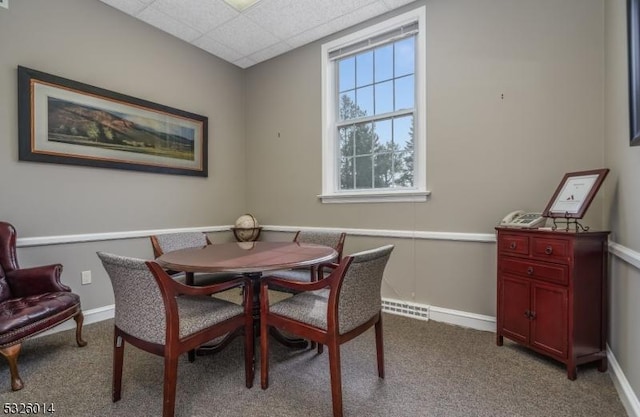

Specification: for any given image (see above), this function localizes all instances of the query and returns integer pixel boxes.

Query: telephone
[500,210,546,228]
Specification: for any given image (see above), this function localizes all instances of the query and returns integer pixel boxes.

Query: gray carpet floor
[0,312,627,417]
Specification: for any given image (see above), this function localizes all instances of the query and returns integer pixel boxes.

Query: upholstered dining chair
[97,252,254,417]
[270,230,346,283]
[150,232,238,286]
[0,221,86,391]
[259,245,394,417]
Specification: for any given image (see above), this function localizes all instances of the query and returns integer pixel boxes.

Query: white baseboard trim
[608,345,640,417]
[428,305,497,332]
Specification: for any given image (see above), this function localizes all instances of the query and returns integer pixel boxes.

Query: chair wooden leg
[112,330,124,402]
[163,355,179,417]
[74,311,88,347]
[260,316,269,389]
[328,342,343,417]
[375,314,385,379]
[0,344,24,391]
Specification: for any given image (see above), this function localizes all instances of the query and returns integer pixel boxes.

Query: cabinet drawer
[499,234,529,256]
[501,258,568,285]
[532,237,569,264]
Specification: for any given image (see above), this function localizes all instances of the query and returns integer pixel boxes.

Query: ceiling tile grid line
[99,0,417,68]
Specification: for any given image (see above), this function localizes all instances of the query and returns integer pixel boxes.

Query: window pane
[339,57,355,92]
[339,91,357,121]
[375,44,393,83]
[355,122,373,156]
[395,36,415,77]
[356,51,373,87]
[374,153,393,188]
[395,150,413,187]
[339,126,354,158]
[340,156,355,190]
[374,119,392,147]
[355,155,373,188]
[394,75,414,111]
[355,85,373,117]
[393,115,413,149]
[374,81,393,115]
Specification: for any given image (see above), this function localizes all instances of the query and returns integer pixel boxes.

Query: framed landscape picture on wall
[17,66,208,177]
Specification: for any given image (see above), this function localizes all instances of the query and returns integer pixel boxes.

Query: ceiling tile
[286,23,335,49]
[328,1,389,34]
[244,0,327,39]
[205,15,280,57]
[193,34,244,63]
[137,6,203,42]
[151,0,239,33]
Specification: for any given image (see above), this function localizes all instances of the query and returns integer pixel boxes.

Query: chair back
[151,232,209,257]
[294,230,346,260]
[334,245,394,334]
[0,222,18,274]
[97,252,167,345]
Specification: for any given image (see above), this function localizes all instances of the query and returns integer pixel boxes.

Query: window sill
[318,190,431,204]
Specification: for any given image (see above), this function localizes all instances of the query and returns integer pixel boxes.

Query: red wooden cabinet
[495,227,609,380]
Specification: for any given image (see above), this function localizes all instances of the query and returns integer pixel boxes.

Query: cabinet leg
[598,357,608,373]
[496,334,503,346]
[567,365,577,381]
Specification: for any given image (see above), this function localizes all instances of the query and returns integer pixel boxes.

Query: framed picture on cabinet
[542,169,609,219]
[18,66,208,177]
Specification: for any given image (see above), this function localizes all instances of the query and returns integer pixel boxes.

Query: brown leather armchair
[0,222,86,391]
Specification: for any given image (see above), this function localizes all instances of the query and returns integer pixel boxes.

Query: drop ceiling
[99,0,416,68]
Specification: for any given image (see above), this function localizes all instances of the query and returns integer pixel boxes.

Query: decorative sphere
[234,214,260,241]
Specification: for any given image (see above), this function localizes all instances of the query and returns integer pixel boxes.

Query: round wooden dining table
[156,241,338,352]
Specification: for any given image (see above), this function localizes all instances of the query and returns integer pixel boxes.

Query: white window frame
[319,6,428,204]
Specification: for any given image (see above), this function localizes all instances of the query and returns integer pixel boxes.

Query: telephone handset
[500,210,546,228]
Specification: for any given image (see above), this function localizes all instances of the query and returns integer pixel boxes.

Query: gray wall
[605,0,640,405]
[0,0,247,308]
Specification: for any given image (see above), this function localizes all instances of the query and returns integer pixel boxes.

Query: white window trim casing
[319,6,428,204]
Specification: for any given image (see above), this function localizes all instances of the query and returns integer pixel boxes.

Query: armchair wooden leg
[375,314,384,379]
[0,344,24,391]
[74,311,88,347]
[112,330,124,402]
[163,355,179,417]
[328,342,343,417]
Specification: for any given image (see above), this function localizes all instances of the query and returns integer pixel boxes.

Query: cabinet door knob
[545,246,553,255]
[524,310,530,318]
[527,266,534,275]
[529,311,536,319]
[509,242,517,249]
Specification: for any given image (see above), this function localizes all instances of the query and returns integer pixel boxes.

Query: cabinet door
[499,274,530,343]
[530,282,568,358]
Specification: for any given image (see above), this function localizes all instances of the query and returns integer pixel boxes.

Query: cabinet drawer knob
[545,246,553,255]
[527,266,534,275]
[509,242,517,249]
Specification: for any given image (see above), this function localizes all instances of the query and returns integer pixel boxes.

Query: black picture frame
[541,169,609,219]
[18,66,208,177]
[629,0,640,146]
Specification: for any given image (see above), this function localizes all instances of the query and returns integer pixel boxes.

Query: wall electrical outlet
[0,0,8,10]
[81,270,92,285]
